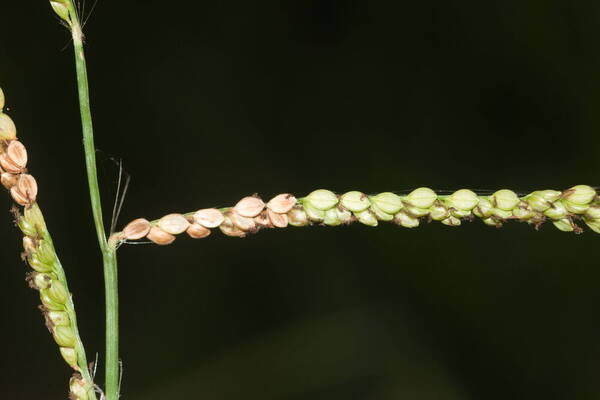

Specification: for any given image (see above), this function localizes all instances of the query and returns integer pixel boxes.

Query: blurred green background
[1,1,599,399]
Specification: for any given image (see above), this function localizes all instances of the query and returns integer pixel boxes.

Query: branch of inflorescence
[111,186,600,247]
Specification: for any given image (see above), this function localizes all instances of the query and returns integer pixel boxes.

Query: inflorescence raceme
[114,185,600,246]
[0,87,96,400]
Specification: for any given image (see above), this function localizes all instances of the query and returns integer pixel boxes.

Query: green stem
[64,3,120,399]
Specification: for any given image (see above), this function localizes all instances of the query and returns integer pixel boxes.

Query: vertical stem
[64,3,120,400]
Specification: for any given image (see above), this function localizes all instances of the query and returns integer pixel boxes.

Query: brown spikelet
[16,174,37,204]
[234,196,265,217]
[229,210,256,231]
[254,210,273,228]
[193,208,224,228]
[5,140,27,170]
[267,193,297,214]
[0,153,21,173]
[186,223,211,239]
[267,209,288,228]
[1,172,18,189]
[157,213,189,235]
[122,218,151,240]
[146,226,176,245]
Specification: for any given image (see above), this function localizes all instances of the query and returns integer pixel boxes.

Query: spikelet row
[116,185,600,246]
[1,88,94,400]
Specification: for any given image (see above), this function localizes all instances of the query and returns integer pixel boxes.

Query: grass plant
[1,1,598,399]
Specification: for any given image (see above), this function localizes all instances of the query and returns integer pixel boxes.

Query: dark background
[1,1,599,399]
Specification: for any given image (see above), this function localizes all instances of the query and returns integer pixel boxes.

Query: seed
[482,217,500,227]
[32,272,52,290]
[1,172,17,189]
[47,310,70,327]
[219,215,246,237]
[11,185,30,206]
[0,153,21,173]
[40,291,64,311]
[371,192,403,214]
[22,236,36,253]
[355,209,378,227]
[429,202,449,221]
[16,174,37,203]
[585,205,600,220]
[394,211,419,228]
[287,207,309,227]
[193,208,224,228]
[584,218,600,234]
[186,223,211,239]
[543,201,568,220]
[305,189,338,211]
[254,210,273,228]
[234,196,265,217]
[340,191,371,212]
[28,253,52,273]
[158,213,189,235]
[303,202,326,222]
[492,208,512,219]
[403,205,430,218]
[473,197,493,218]
[230,211,256,231]
[69,376,89,400]
[267,209,288,228]
[563,185,596,205]
[336,207,354,224]
[446,189,479,211]
[323,208,341,226]
[121,218,151,240]
[0,113,17,140]
[50,0,70,22]
[553,218,574,232]
[370,203,394,221]
[59,347,78,370]
[451,209,472,218]
[491,189,519,211]
[47,280,69,304]
[6,140,27,169]
[146,226,176,245]
[405,187,437,209]
[53,325,76,348]
[513,206,536,220]
[563,199,588,214]
[441,216,461,226]
[267,193,297,214]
